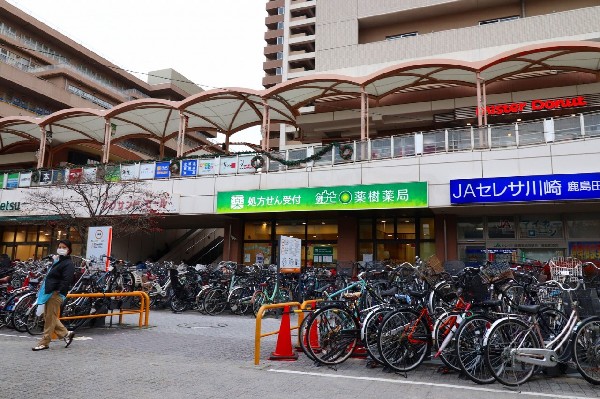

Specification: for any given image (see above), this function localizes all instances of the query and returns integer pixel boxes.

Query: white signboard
[139,163,155,180]
[197,159,217,175]
[120,164,139,180]
[237,155,256,174]
[19,172,32,187]
[83,167,97,182]
[278,235,302,272]
[85,226,113,270]
[219,156,238,175]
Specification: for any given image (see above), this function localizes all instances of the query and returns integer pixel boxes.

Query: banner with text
[451,172,600,204]
[85,226,113,270]
[217,182,428,213]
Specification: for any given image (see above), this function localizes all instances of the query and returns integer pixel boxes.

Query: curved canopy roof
[1,41,600,156]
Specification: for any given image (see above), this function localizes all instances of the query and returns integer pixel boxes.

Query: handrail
[59,291,150,328]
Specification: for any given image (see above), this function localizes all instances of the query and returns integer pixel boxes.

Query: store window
[420,218,434,239]
[275,220,305,239]
[359,219,373,239]
[397,218,416,239]
[518,216,563,239]
[376,218,394,239]
[487,216,516,239]
[307,220,337,240]
[567,215,600,239]
[243,242,273,266]
[307,244,337,267]
[457,218,484,240]
[245,221,272,240]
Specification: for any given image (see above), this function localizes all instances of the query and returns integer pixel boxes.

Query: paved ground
[1,310,599,399]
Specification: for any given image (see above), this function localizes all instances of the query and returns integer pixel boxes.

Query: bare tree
[23,168,166,246]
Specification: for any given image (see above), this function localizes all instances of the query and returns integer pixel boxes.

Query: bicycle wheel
[377,308,430,372]
[429,281,458,318]
[204,288,227,315]
[170,293,189,313]
[11,293,37,333]
[306,305,359,366]
[456,315,495,384]
[298,310,319,362]
[227,286,252,315]
[433,311,461,372]
[484,317,540,386]
[252,290,268,317]
[60,297,93,330]
[572,317,600,385]
[25,305,44,335]
[362,306,392,365]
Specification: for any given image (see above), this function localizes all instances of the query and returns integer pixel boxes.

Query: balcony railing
[2,112,600,187]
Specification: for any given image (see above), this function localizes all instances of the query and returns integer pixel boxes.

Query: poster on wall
[278,235,301,273]
[237,155,255,174]
[219,156,237,174]
[38,170,52,186]
[139,163,155,180]
[68,168,83,184]
[181,159,198,177]
[85,226,113,271]
[155,161,170,179]
[569,242,600,261]
[6,173,19,189]
[120,164,139,180]
[19,172,32,188]
[197,159,217,175]
[83,167,97,182]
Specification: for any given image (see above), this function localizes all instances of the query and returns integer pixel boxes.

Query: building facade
[1,1,600,269]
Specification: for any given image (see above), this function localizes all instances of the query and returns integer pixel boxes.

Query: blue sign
[155,161,170,179]
[181,159,198,177]
[450,172,600,204]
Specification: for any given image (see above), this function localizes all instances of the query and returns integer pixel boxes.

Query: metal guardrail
[254,299,321,365]
[58,291,150,328]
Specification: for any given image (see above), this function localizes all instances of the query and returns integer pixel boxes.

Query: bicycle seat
[473,299,502,308]
[379,286,398,297]
[408,290,428,299]
[518,304,541,314]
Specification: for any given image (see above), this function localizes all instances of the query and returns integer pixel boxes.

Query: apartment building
[0,0,207,170]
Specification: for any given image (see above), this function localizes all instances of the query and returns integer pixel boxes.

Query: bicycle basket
[426,255,444,274]
[480,262,514,284]
[549,257,582,283]
[562,288,600,318]
[461,272,489,302]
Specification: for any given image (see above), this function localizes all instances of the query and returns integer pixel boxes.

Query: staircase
[157,228,224,263]
[186,236,224,265]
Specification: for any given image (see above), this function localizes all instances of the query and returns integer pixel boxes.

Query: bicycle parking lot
[1,310,599,399]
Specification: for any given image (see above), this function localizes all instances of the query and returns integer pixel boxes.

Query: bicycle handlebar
[537,278,581,291]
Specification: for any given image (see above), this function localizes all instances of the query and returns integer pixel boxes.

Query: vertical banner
[86,226,113,271]
[278,235,302,273]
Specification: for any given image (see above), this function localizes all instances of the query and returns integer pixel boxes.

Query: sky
[7,0,267,144]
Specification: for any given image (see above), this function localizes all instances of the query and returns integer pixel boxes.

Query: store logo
[0,201,21,211]
[339,191,352,204]
[476,96,587,116]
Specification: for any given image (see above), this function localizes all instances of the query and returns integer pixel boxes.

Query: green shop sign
[216,182,428,213]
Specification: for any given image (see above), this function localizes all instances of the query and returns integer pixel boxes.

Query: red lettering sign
[477,96,587,116]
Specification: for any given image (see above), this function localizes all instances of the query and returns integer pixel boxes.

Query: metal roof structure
[2,41,600,165]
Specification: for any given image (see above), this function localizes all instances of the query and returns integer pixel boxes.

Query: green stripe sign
[216,182,427,213]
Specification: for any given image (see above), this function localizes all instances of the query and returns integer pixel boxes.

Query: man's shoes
[32,344,49,351]
[64,331,75,348]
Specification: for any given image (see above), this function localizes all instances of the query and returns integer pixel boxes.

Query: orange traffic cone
[269,306,298,361]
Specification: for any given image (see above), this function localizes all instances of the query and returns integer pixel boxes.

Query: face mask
[56,248,69,256]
